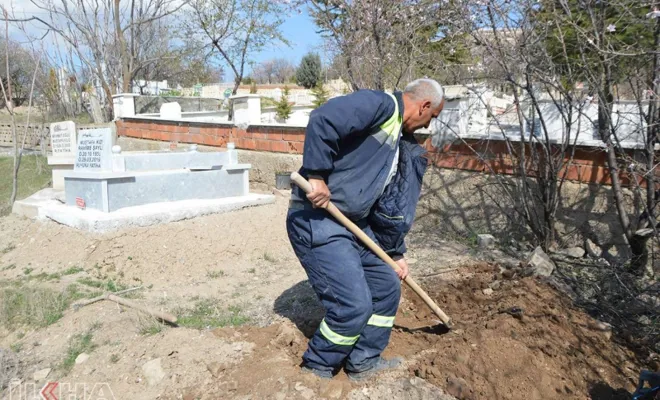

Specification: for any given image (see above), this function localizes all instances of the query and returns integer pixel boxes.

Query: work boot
[301,364,333,380]
[346,357,403,381]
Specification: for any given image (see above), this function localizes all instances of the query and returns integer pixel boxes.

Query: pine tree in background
[296,53,322,89]
[311,82,330,108]
[275,86,292,122]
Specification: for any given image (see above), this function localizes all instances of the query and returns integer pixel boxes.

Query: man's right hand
[307,178,331,208]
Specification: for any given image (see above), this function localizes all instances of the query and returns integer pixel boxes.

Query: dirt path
[0,197,650,399]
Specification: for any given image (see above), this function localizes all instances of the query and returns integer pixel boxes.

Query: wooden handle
[290,172,451,326]
[107,294,178,324]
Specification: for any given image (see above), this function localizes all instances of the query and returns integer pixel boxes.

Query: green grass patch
[10,342,22,353]
[30,272,61,281]
[206,270,225,279]
[60,324,99,373]
[139,322,164,336]
[0,283,85,330]
[22,267,33,275]
[0,155,52,216]
[1,264,16,271]
[62,266,84,276]
[1,244,16,254]
[77,278,127,292]
[176,299,250,330]
[262,252,277,263]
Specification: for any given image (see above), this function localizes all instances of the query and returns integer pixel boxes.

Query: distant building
[132,80,170,95]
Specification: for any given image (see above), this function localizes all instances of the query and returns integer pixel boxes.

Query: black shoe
[346,357,403,381]
[301,365,333,380]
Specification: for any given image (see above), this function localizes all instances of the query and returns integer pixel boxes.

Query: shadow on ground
[588,381,632,400]
[273,280,324,338]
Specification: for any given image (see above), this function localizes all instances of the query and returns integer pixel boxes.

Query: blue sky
[0,0,324,82]
[254,9,324,67]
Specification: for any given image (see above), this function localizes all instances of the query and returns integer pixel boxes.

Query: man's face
[403,98,445,134]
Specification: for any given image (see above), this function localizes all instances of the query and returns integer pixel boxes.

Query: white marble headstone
[74,128,113,171]
[160,102,182,119]
[49,121,77,157]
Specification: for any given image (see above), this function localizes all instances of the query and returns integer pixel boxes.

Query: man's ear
[422,100,432,111]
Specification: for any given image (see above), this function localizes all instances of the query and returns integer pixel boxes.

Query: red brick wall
[116,118,649,187]
[116,119,305,154]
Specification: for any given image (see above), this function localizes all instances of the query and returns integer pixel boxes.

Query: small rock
[590,320,612,340]
[638,316,652,326]
[559,247,585,259]
[477,234,496,249]
[585,239,602,258]
[274,393,287,400]
[502,269,517,279]
[294,382,306,391]
[233,343,243,352]
[526,247,555,277]
[75,353,90,364]
[33,368,51,382]
[407,258,418,265]
[206,362,225,378]
[597,257,610,266]
[446,375,472,399]
[489,280,501,290]
[482,288,494,296]
[142,358,165,386]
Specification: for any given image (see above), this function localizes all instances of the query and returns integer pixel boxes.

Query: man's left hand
[394,258,409,280]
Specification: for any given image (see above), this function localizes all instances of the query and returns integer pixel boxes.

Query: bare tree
[187,0,288,95]
[251,58,296,84]
[0,7,42,208]
[7,0,188,121]
[308,0,441,90]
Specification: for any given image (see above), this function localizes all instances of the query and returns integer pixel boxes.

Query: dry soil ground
[0,195,653,399]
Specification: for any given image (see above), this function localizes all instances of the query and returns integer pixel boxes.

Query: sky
[0,0,325,82]
[255,9,325,67]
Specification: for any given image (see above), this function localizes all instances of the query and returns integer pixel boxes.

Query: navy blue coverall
[286,89,428,374]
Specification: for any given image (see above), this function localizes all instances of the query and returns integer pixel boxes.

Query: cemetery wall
[117,117,655,188]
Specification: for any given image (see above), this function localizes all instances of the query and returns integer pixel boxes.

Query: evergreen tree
[275,86,293,122]
[296,53,322,89]
[311,82,330,108]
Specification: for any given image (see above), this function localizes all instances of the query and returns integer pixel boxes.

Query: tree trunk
[88,92,105,124]
[9,114,20,206]
[601,73,632,242]
[115,0,131,93]
[646,17,660,221]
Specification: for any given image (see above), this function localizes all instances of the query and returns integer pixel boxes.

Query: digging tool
[290,172,451,327]
[72,286,178,324]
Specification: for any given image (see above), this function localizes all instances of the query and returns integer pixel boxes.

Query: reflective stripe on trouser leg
[367,314,395,328]
[319,320,360,346]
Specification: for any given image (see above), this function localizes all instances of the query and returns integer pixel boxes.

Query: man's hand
[394,258,409,280]
[307,178,331,208]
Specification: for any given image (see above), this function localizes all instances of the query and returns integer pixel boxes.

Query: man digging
[286,79,446,380]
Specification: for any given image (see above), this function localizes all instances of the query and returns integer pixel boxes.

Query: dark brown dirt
[390,262,646,400]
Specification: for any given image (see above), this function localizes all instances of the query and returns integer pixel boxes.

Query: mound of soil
[389,263,645,400]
